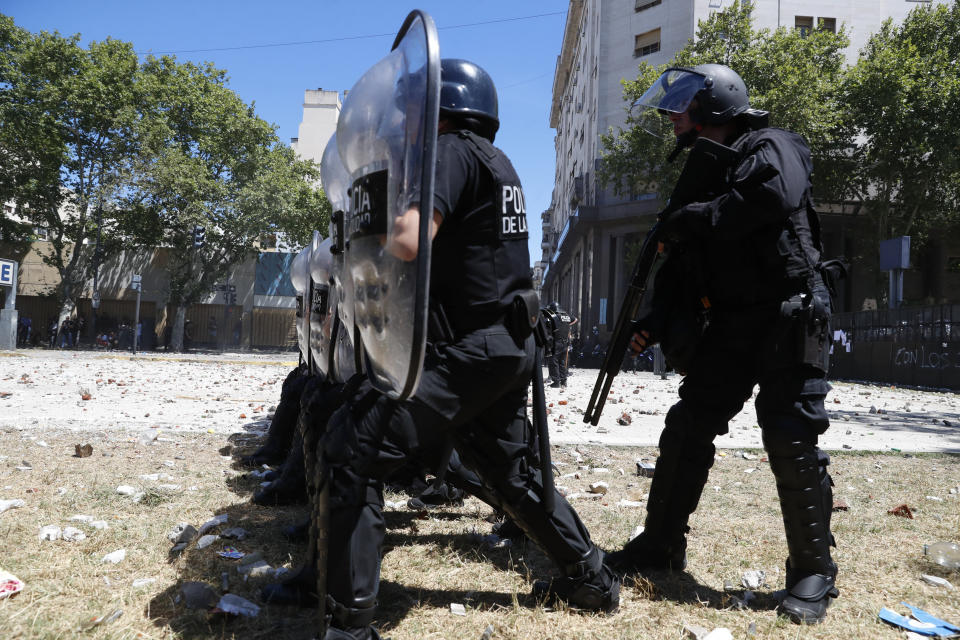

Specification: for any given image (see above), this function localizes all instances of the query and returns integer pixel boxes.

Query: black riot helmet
[548,301,559,312]
[439,58,500,141]
[633,64,767,159]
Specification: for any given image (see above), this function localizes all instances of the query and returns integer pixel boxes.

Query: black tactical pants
[321,326,601,631]
[645,311,836,577]
[547,339,569,385]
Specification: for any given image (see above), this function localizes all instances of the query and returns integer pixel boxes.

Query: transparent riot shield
[337,9,440,400]
[289,243,312,363]
[321,133,355,351]
[308,233,334,377]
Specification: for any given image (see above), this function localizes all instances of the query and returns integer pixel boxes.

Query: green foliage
[0,14,330,343]
[0,15,140,318]
[843,2,960,248]
[598,1,850,205]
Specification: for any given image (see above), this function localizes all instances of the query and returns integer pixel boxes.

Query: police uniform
[612,124,839,620]
[547,307,574,387]
[320,130,617,639]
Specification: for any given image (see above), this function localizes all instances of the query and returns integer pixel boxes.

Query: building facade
[538,0,956,343]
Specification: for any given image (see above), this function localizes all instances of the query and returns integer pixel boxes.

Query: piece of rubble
[921,574,954,589]
[62,527,86,542]
[102,549,126,564]
[116,485,137,496]
[682,624,711,640]
[636,461,656,478]
[196,534,219,550]
[181,581,219,609]
[198,514,228,535]
[0,499,25,514]
[132,578,156,589]
[742,570,766,589]
[38,525,62,541]
[588,481,609,495]
[221,527,248,540]
[215,593,260,617]
[450,603,467,616]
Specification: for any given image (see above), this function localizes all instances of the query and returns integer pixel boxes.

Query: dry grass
[1,425,959,639]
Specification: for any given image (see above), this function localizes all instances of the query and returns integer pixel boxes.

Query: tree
[129,56,327,351]
[843,3,960,301]
[598,1,851,206]
[0,14,140,330]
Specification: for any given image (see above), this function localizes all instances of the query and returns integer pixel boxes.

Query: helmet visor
[630,68,705,137]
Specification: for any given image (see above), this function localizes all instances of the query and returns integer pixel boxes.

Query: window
[634,28,661,57]
[635,0,661,12]
[818,17,836,32]
[33,226,49,241]
[795,16,813,37]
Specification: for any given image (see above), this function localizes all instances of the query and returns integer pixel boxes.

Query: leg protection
[252,428,307,506]
[609,401,715,572]
[324,593,379,640]
[242,366,309,467]
[762,415,839,623]
[644,401,715,545]
[532,546,620,613]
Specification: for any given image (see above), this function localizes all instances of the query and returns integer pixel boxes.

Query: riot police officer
[546,302,576,388]
[320,58,618,640]
[607,64,839,624]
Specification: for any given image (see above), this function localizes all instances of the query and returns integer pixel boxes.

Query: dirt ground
[1,349,959,639]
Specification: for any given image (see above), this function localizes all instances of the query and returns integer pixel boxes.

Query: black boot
[241,367,309,468]
[253,429,307,506]
[260,565,318,607]
[532,547,620,614]
[283,517,310,542]
[324,595,379,640]
[607,403,714,575]
[769,446,839,624]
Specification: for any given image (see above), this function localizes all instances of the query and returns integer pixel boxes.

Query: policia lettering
[500,185,528,238]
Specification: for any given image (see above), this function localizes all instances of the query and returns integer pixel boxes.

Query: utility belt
[428,291,540,347]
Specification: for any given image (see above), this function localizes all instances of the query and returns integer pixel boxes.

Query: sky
[4,0,570,264]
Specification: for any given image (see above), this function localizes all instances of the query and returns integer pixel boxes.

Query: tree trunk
[169,304,187,352]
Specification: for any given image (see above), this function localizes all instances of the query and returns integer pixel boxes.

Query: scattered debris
[218,546,245,560]
[62,526,87,542]
[102,549,126,564]
[0,569,24,600]
[38,525,62,541]
[74,444,93,458]
[116,485,137,496]
[588,481,609,495]
[617,499,644,508]
[832,499,850,512]
[198,513,228,535]
[196,534,219,550]
[132,578,156,589]
[636,460,656,478]
[682,623,710,640]
[0,499,25,514]
[921,574,954,590]
[878,602,959,637]
[742,570,766,590]
[450,602,467,616]
[888,504,914,519]
[180,582,219,609]
[479,624,495,640]
[77,608,122,631]
[214,594,260,617]
[221,527,248,540]
[617,413,632,425]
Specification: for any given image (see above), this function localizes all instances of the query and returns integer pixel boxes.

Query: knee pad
[761,415,818,459]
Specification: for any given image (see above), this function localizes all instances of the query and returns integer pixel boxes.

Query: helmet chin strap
[667,125,702,162]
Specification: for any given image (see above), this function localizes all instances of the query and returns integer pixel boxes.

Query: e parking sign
[0,259,16,287]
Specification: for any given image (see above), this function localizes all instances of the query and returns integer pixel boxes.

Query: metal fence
[830,304,960,390]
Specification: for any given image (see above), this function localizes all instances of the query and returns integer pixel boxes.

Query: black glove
[658,203,712,240]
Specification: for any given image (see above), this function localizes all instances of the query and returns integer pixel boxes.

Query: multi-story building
[290,88,342,166]
[539,0,955,340]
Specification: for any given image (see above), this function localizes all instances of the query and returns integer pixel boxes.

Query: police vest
[436,131,532,313]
